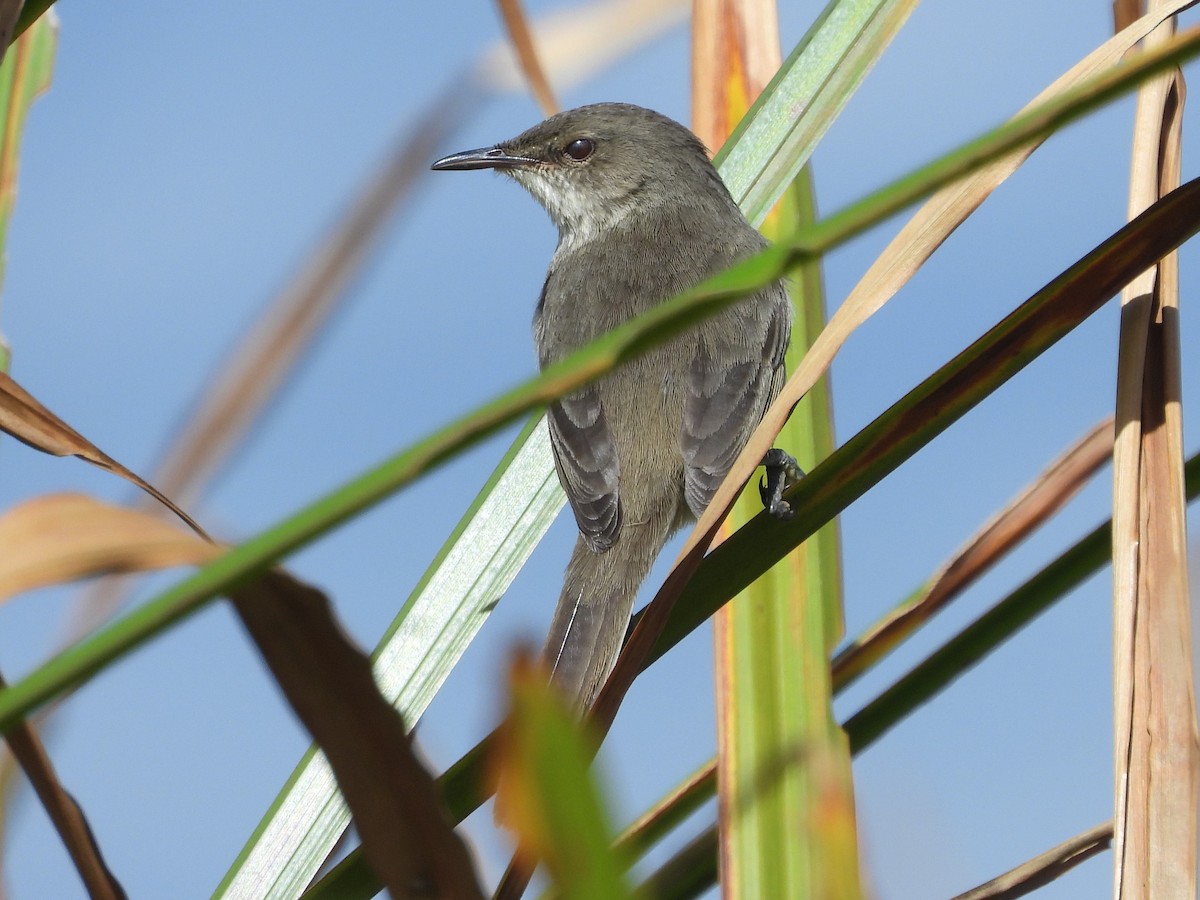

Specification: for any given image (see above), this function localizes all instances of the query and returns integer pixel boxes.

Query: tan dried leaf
[0,493,220,603]
[0,373,207,537]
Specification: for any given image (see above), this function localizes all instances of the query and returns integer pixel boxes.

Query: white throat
[512,167,637,259]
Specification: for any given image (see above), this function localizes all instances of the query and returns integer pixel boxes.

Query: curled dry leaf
[0,493,221,603]
[0,373,208,538]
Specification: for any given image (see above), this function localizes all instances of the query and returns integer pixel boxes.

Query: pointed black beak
[431,146,539,171]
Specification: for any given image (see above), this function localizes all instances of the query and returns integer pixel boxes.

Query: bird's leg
[759,448,804,520]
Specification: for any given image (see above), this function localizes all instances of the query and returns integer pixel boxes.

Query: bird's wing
[547,386,622,552]
[681,290,791,517]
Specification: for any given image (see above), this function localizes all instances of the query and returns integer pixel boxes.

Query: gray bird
[433,103,795,710]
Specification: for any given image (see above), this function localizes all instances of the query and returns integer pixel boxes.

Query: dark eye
[564,138,594,161]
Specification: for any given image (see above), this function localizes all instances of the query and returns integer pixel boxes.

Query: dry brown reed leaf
[0,374,206,537]
[496,0,559,115]
[1111,5,1197,896]
[0,493,221,603]
[1114,0,1144,31]
[951,821,1113,900]
[0,494,211,898]
[835,418,1114,686]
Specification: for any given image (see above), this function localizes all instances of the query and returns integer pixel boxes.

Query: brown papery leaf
[1114,0,1143,32]
[0,494,209,895]
[1111,5,1197,895]
[227,571,485,900]
[0,374,208,539]
[0,493,221,603]
[690,0,781,151]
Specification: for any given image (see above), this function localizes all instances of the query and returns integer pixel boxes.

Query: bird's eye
[563,138,594,161]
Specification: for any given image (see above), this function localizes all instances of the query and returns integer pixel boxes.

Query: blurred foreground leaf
[0,493,220,602]
[229,571,485,900]
[493,654,631,900]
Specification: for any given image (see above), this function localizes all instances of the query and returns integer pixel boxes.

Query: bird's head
[432,103,727,245]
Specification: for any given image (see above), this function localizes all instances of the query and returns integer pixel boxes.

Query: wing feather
[681,290,791,516]
[547,387,621,552]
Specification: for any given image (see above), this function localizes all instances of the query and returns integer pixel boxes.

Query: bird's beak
[431,146,539,171]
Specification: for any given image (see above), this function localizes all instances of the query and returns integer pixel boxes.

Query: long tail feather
[542,521,671,710]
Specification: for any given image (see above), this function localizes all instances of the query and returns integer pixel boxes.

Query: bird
[433,103,795,711]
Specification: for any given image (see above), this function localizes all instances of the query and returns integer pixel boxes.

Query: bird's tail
[543,522,672,711]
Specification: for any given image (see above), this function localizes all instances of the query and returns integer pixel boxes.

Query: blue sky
[0,2,1198,897]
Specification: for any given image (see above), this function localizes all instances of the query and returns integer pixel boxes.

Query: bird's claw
[759,448,803,521]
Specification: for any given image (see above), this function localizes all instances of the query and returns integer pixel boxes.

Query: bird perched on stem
[434,103,796,711]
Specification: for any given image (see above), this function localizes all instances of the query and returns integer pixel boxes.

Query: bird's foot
[759,448,804,520]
